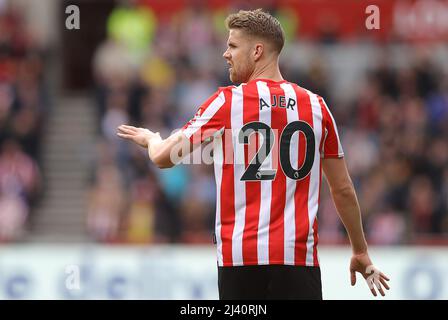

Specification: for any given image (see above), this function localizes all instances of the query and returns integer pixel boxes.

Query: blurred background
[0,0,447,299]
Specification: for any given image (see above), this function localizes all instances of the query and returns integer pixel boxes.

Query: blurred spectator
[0,3,47,242]
[0,139,41,241]
[179,165,215,243]
[106,0,156,66]
[123,176,157,243]
[369,210,406,245]
[87,163,124,242]
[0,191,28,241]
[408,176,437,234]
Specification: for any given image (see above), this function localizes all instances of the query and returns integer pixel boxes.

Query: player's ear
[253,42,264,62]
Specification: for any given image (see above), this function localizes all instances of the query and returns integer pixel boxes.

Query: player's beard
[229,60,254,84]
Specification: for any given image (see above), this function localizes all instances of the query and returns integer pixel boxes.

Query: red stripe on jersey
[220,88,235,266]
[182,89,225,144]
[242,82,261,264]
[269,84,287,264]
[293,85,314,265]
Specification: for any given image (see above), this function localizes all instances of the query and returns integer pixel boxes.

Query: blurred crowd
[88,3,448,245]
[318,53,448,245]
[89,3,222,243]
[0,5,46,242]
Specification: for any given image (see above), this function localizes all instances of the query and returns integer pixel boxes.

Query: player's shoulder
[217,84,238,94]
[211,85,239,104]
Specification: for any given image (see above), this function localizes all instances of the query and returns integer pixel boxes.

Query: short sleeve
[181,88,227,144]
[318,96,344,158]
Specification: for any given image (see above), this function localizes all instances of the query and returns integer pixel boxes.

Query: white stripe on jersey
[305,90,324,266]
[213,134,224,266]
[321,98,344,157]
[255,81,273,265]
[231,85,245,266]
[183,91,226,139]
[280,83,298,265]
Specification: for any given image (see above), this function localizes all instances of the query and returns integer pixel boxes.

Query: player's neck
[247,60,284,83]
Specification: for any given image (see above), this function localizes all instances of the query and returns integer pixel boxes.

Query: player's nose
[223,49,231,60]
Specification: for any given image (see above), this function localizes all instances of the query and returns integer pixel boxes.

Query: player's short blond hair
[225,8,285,54]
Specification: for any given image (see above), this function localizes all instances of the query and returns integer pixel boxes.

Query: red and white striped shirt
[182,79,344,267]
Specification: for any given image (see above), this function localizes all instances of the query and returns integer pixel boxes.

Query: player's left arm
[319,95,390,296]
[117,125,193,169]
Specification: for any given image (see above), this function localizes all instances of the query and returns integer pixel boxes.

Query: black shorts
[218,264,322,300]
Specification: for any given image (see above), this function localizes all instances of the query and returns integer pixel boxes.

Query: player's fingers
[118,126,136,134]
[350,270,356,286]
[380,277,390,290]
[119,125,138,133]
[375,279,385,296]
[380,272,390,281]
[117,126,128,133]
[120,124,137,129]
[117,133,133,139]
[369,284,377,297]
[365,277,377,296]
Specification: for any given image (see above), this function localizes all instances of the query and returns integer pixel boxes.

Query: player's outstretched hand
[350,252,390,297]
[117,125,161,148]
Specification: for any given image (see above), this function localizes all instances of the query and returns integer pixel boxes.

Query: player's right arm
[116,126,193,168]
[117,87,229,168]
[322,157,390,296]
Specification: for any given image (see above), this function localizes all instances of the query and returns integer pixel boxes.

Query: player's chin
[229,71,239,84]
